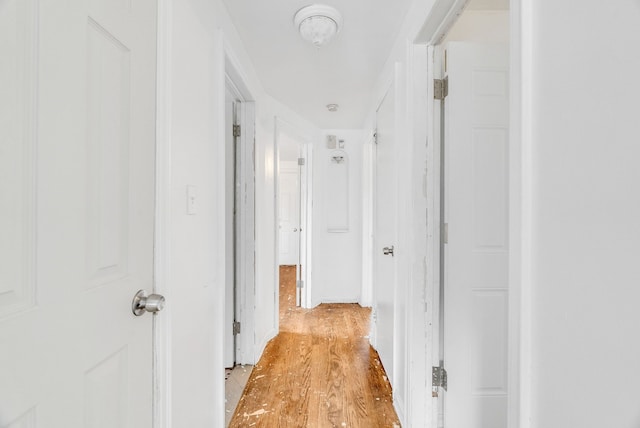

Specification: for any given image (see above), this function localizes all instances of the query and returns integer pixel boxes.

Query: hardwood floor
[229,265,400,428]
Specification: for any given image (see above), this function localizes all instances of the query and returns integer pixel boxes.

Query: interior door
[224,87,238,368]
[278,170,300,266]
[374,83,397,384]
[442,42,509,427]
[0,0,157,425]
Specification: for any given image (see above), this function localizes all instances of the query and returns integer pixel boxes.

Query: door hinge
[434,77,449,100]
[233,124,241,137]
[442,223,448,244]
[298,157,305,166]
[296,280,304,288]
[233,321,241,335]
[432,365,448,391]
[373,130,378,145]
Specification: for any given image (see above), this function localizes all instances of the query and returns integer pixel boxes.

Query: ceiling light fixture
[294,4,343,48]
[326,103,339,112]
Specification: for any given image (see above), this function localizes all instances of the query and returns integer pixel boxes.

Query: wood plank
[229,266,400,427]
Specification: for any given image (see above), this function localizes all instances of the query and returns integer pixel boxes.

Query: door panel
[443,42,509,428]
[374,83,397,384]
[0,0,157,425]
[278,170,300,266]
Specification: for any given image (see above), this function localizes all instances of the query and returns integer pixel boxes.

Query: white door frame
[222,39,257,367]
[415,1,532,427]
[274,117,314,310]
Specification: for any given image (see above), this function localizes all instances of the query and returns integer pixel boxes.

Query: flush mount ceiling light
[294,4,343,48]
[326,103,339,112]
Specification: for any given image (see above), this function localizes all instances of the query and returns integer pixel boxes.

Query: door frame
[416,1,532,427]
[274,117,314,310]
[222,39,257,366]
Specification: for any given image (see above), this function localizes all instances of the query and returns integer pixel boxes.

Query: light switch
[187,185,197,215]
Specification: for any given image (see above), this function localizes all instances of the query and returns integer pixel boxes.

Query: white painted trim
[405,41,430,428]
[428,43,445,428]
[415,0,471,45]
[222,34,258,366]
[424,44,438,428]
[391,60,407,424]
[300,142,314,309]
[419,2,527,427]
[153,0,172,426]
[509,1,533,427]
[360,132,374,309]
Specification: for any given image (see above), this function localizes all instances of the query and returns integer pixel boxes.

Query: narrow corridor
[228,266,400,427]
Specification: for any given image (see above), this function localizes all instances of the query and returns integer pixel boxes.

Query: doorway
[428,2,511,427]
[275,119,312,313]
[224,83,240,369]
[222,66,257,370]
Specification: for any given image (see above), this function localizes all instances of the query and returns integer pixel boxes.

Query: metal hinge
[296,280,304,288]
[298,157,305,166]
[233,321,241,335]
[373,130,378,145]
[434,77,448,100]
[233,124,241,137]
[432,365,448,391]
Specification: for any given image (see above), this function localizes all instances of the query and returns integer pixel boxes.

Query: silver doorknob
[132,290,166,316]
[294,228,298,232]
[383,246,394,256]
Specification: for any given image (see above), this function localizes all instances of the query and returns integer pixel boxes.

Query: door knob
[294,228,298,232]
[132,290,166,316]
[383,246,394,256]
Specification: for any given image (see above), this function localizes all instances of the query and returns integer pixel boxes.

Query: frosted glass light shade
[294,5,343,48]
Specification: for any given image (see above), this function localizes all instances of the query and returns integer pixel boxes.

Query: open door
[436,42,510,427]
[0,0,159,425]
[277,124,312,309]
[373,81,397,384]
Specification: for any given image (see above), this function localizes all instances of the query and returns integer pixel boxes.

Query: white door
[442,42,509,427]
[374,83,397,383]
[0,0,157,425]
[278,170,300,266]
[224,88,238,368]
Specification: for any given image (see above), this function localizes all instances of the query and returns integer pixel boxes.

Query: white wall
[311,130,364,305]
[167,0,318,426]
[529,1,640,427]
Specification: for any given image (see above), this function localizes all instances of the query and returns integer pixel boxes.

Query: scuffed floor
[228,265,401,427]
[225,364,254,426]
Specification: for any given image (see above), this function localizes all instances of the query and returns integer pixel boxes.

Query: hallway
[228,266,400,427]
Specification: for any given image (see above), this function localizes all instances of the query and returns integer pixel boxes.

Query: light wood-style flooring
[229,265,400,427]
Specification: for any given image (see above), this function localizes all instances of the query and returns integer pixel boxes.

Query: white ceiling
[222,0,414,129]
